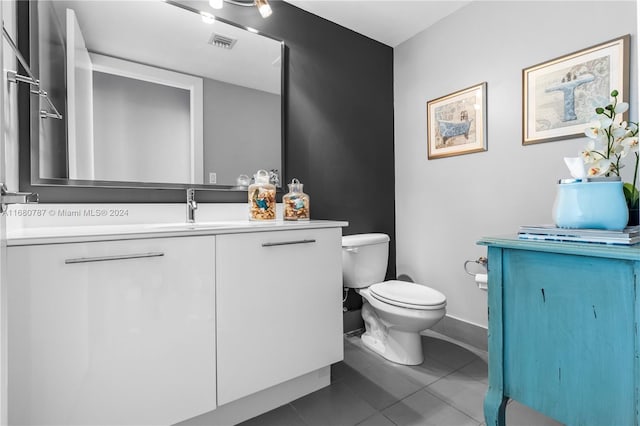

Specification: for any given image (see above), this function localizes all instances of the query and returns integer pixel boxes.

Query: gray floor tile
[291,380,377,426]
[343,337,384,370]
[382,389,480,426]
[244,335,492,426]
[237,403,306,426]
[331,360,352,382]
[356,413,396,426]
[425,371,488,423]
[333,360,423,410]
[395,354,456,388]
[506,400,564,426]
[421,336,480,370]
[457,358,488,385]
[344,336,409,372]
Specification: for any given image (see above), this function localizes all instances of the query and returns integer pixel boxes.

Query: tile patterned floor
[239,332,564,426]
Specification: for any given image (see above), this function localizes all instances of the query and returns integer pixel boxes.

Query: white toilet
[342,233,446,365]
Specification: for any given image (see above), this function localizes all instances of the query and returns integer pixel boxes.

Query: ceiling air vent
[208,33,238,50]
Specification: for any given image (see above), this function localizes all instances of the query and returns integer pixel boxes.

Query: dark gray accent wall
[19,1,396,279]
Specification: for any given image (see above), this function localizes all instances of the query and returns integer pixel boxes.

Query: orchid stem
[633,152,639,194]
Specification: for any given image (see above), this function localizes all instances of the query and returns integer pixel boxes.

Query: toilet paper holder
[464,256,488,275]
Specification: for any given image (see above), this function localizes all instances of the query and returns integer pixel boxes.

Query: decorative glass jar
[283,178,310,221]
[248,170,276,221]
[552,178,629,230]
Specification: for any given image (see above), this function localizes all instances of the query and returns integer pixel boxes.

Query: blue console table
[478,236,640,425]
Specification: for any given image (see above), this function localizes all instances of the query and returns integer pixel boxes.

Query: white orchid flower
[614,102,629,114]
[599,116,613,128]
[613,142,626,157]
[584,119,607,139]
[612,125,627,139]
[584,125,600,139]
[586,159,614,176]
[622,136,639,151]
[580,140,600,163]
[576,91,637,181]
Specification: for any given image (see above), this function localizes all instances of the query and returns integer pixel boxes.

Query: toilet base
[361,328,424,366]
[360,301,424,365]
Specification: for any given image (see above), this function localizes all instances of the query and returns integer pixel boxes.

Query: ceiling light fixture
[219,0,273,18]
[200,11,216,24]
[254,0,272,18]
[209,0,223,9]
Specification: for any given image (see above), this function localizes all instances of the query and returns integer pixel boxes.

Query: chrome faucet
[186,188,197,223]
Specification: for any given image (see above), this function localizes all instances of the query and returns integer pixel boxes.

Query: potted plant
[582,90,639,226]
[554,90,638,230]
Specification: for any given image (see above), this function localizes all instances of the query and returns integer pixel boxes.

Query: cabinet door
[502,249,635,425]
[216,228,343,405]
[8,237,216,426]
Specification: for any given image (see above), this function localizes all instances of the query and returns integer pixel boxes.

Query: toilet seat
[369,280,446,310]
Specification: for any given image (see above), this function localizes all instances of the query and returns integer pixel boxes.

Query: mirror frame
[18,0,287,203]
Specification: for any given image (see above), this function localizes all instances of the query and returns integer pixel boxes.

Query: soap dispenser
[283,178,310,221]
[248,169,276,221]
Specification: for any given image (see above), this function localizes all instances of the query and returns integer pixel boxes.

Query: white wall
[394,1,638,328]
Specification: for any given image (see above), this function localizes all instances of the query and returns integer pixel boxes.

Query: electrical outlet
[209,172,217,184]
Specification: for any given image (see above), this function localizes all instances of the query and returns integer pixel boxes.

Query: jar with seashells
[283,178,310,221]
[248,170,276,221]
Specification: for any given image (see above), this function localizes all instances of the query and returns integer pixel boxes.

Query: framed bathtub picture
[426,82,487,159]
[522,35,629,145]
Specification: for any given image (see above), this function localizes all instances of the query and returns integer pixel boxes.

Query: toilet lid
[369,280,446,310]
[342,233,390,248]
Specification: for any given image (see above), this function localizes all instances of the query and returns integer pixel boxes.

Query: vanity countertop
[7,220,349,246]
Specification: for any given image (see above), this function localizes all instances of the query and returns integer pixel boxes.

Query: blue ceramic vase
[553,180,629,230]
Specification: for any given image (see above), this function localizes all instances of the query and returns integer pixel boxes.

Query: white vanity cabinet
[215,228,343,405]
[7,236,216,426]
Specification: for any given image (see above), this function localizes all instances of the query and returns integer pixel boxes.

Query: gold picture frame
[522,35,630,145]
[427,82,487,159]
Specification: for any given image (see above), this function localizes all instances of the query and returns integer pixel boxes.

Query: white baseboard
[428,314,488,352]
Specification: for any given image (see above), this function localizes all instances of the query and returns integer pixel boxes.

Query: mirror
[32,0,284,189]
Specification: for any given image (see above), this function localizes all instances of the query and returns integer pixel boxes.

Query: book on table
[518,224,640,245]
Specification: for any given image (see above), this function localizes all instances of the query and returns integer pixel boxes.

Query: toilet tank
[342,233,390,288]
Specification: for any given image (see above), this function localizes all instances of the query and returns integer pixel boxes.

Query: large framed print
[427,82,487,159]
[522,35,629,145]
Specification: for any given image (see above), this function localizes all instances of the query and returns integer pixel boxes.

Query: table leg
[484,388,507,426]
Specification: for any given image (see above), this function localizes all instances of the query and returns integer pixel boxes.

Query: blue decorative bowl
[553,180,629,230]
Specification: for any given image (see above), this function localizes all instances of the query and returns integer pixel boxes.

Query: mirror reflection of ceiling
[51,0,281,95]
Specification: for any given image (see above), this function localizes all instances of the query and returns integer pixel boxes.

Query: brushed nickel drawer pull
[65,252,165,264]
[262,239,316,247]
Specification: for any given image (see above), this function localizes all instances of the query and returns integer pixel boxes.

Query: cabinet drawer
[216,228,343,405]
[8,236,216,425]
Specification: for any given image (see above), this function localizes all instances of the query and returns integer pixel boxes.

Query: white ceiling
[282,0,472,47]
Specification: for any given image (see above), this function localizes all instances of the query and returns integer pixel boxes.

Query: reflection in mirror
[33,0,284,188]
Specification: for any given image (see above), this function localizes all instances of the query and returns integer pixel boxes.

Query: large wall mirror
[28,0,284,191]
